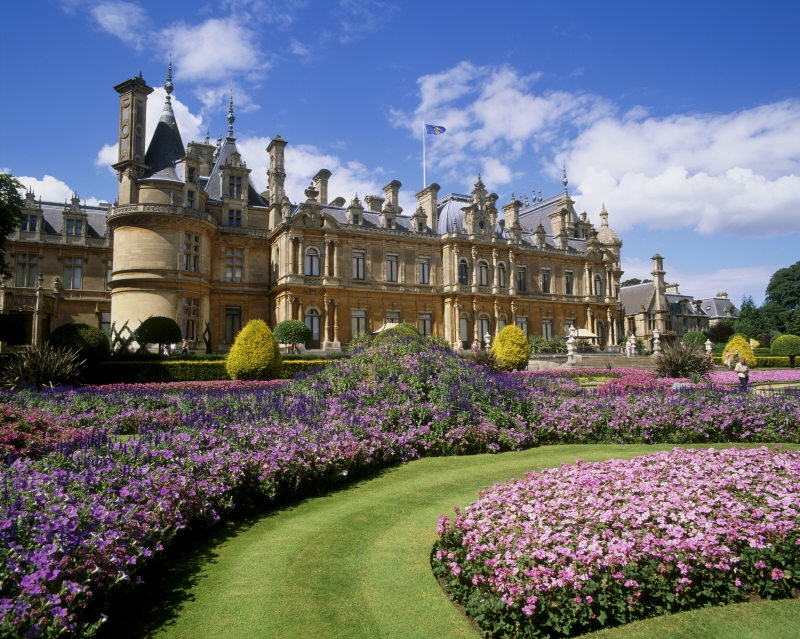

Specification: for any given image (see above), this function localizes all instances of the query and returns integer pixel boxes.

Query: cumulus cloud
[15,174,104,207]
[568,102,800,237]
[90,1,148,48]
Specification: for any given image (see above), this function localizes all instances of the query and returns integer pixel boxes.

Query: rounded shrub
[771,333,800,367]
[491,325,530,371]
[46,322,110,363]
[373,322,420,345]
[135,316,182,348]
[225,319,282,380]
[724,334,757,367]
[273,319,311,347]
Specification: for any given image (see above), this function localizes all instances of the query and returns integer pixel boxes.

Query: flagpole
[422,122,427,189]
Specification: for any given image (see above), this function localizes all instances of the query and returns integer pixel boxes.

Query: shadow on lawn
[94,467,393,638]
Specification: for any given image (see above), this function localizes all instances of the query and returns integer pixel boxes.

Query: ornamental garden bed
[1,341,800,638]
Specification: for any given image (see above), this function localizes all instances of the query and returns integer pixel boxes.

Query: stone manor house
[2,68,630,352]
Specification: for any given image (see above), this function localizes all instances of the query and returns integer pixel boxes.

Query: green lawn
[102,444,800,639]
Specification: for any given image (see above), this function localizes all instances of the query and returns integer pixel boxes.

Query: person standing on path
[734,357,749,392]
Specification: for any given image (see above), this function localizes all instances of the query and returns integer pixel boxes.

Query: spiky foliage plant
[225,319,282,380]
[654,341,714,380]
[527,335,548,354]
[1,345,86,390]
[491,325,531,371]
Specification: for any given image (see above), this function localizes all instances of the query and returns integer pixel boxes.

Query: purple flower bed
[433,446,800,638]
[1,343,799,637]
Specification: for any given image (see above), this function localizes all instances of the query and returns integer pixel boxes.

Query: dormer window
[187,167,196,183]
[20,214,38,232]
[228,176,242,198]
[66,219,83,236]
[352,214,360,225]
[228,209,241,227]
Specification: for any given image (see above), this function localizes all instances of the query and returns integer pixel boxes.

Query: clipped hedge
[756,356,792,369]
[281,359,329,378]
[88,360,229,384]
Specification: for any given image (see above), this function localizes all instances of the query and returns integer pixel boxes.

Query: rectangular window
[225,248,243,282]
[541,269,551,294]
[418,312,432,336]
[66,219,83,236]
[517,267,526,292]
[15,253,37,288]
[227,209,241,227]
[183,233,200,272]
[187,167,196,183]
[20,215,37,232]
[228,176,242,198]
[101,312,111,337]
[351,309,367,337]
[187,190,194,209]
[542,319,552,340]
[352,251,365,280]
[498,265,506,288]
[458,260,469,285]
[386,254,398,282]
[418,258,430,285]
[565,271,574,295]
[385,310,401,324]
[225,305,241,344]
[182,297,199,341]
[63,257,83,289]
[518,316,529,337]
[478,262,490,286]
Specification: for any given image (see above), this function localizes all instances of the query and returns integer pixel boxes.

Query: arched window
[478,315,491,344]
[305,308,321,341]
[458,259,469,285]
[304,247,320,277]
[477,260,490,286]
[594,274,603,297]
[497,263,507,288]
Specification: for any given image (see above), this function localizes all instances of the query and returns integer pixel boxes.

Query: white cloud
[15,174,104,207]
[162,18,269,84]
[90,1,148,48]
[568,102,800,237]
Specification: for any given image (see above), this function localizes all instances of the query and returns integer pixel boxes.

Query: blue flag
[425,124,446,135]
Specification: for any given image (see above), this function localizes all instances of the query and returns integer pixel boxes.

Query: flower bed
[1,345,800,637]
[433,446,800,638]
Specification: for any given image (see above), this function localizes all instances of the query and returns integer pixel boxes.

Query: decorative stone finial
[227,91,235,138]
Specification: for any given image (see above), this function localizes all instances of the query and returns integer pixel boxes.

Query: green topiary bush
[724,334,757,367]
[273,319,311,350]
[225,319,282,380]
[47,322,110,364]
[771,333,800,367]
[135,316,182,352]
[491,325,531,371]
[373,322,420,345]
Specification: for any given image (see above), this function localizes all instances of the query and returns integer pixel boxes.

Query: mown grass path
[112,444,800,639]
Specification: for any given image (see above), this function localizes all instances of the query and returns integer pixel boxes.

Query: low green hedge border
[714,355,792,368]
[85,358,331,384]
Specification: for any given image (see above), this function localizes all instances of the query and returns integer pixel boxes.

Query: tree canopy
[766,260,800,313]
[0,174,24,278]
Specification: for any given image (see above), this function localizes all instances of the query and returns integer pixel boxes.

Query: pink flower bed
[434,446,800,637]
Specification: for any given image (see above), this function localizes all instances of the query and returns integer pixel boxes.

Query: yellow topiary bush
[225,319,283,380]
[724,334,757,367]
[491,325,531,371]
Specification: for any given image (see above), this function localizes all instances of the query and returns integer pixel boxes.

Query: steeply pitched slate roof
[35,201,109,238]
[700,297,739,319]
[619,282,656,314]
[142,105,185,182]
[518,193,576,235]
[204,137,268,208]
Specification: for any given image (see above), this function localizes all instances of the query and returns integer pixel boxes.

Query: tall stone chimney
[313,169,332,205]
[415,183,440,232]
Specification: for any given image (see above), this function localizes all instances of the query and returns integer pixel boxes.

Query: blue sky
[3,0,800,306]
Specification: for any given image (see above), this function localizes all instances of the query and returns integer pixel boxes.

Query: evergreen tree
[0,174,24,278]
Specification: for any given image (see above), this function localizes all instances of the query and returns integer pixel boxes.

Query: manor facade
[2,69,625,352]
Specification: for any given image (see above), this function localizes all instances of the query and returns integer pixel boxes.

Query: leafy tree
[733,296,765,339]
[771,334,800,368]
[706,319,735,344]
[273,319,311,351]
[682,331,707,349]
[226,319,282,380]
[135,316,182,353]
[760,300,790,334]
[0,174,24,278]
[765,260,800,313]
[788,310,800,337]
